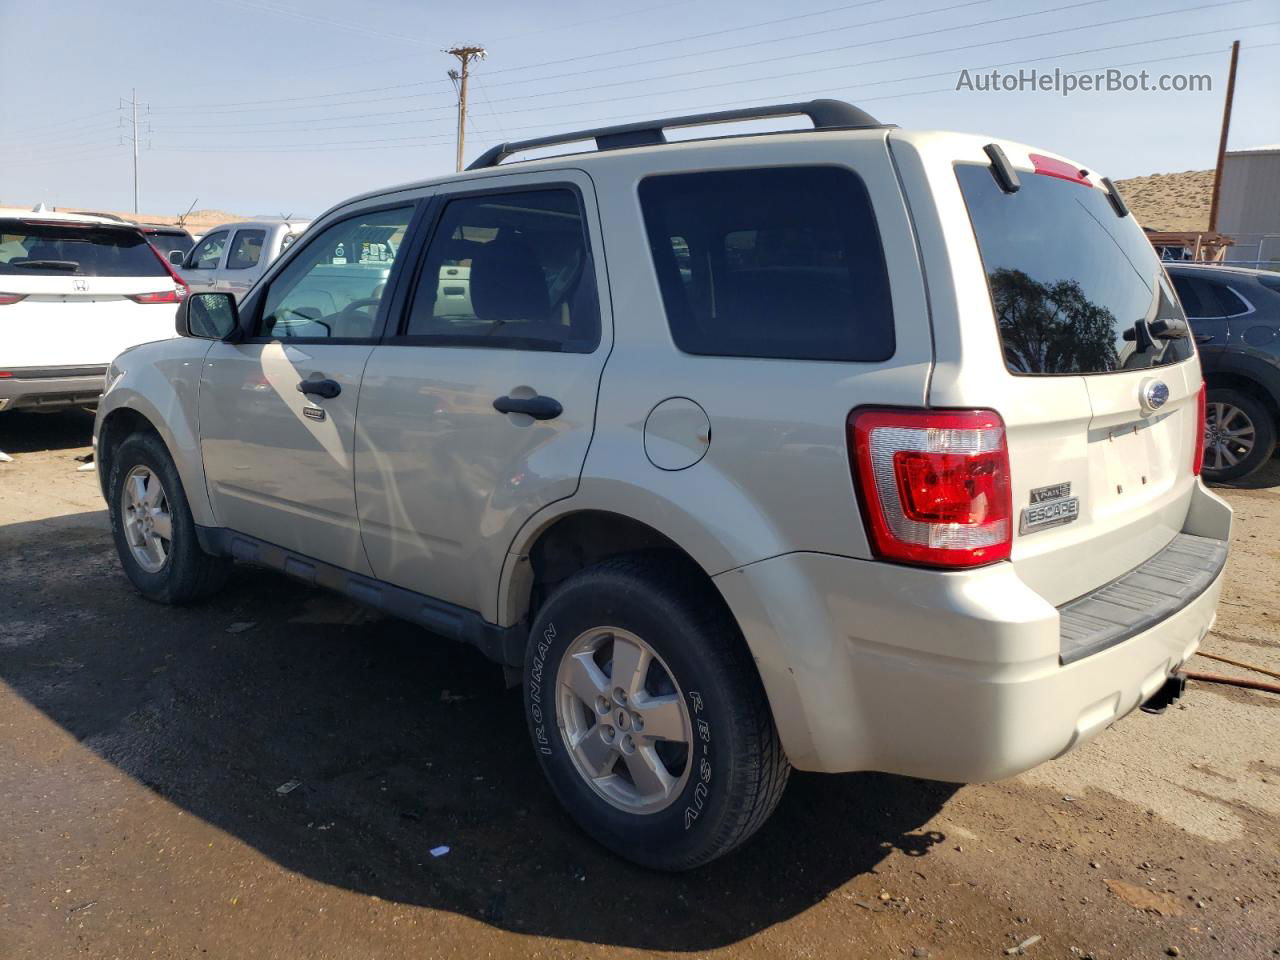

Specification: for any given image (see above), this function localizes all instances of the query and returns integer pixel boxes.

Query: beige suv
[93,101,1232,870]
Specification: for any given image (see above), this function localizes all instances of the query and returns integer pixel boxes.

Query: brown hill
[1112,169,1214,232]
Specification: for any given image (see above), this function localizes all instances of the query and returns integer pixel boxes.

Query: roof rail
[467,99,883,170]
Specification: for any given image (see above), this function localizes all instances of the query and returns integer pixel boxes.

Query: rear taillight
[147,242,188,301]
[1192,382,1207,476]
[128,289,182,304]
[0,293,27,305]
[848,408,1012,569]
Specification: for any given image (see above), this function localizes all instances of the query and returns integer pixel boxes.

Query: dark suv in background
[1168,263,1280,482]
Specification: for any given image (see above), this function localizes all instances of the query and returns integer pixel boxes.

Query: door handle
[297,378,341,399]
[493,394,562,420]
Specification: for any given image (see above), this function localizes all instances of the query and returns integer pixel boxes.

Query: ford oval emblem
[1142,379,1170,412]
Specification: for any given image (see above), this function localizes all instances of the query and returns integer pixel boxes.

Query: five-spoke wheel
[557,627,692,813]
[121,464,173,573]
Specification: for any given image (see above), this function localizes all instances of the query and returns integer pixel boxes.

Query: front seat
[468,234,549,334]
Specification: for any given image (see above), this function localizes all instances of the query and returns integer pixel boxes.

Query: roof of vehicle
[205,219,311,234]
[0,206,140,228]
[136,223,192,235]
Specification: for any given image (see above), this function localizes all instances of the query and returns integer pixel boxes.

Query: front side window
[957,163,1193,375]
[402,188,600,352]
[0,220,167,277]
[638,167,895,362]
[257,206,412,341]
[226,229,266,270]
[187,231,228,270]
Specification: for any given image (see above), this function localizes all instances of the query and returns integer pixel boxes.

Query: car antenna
[177,197,198,229]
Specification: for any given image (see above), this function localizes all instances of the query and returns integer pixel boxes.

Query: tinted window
[258,206,412,340]
[0,220,166,277]
[957,163,1192,375]
[226,229,267,270]
[1171,275,1222,319]
[1213,284,1251,317]
[638,167,894,362]
[146,232,192,257]
[403,189,599,352]
[187,231,228,270]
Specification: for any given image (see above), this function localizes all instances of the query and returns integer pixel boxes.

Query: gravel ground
[2,410,1278,960]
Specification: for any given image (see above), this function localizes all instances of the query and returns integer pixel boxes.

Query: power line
[143,16,1277,146]
[146,40,1277,155]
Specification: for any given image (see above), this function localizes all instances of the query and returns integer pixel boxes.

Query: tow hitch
[1140,672,1187,715]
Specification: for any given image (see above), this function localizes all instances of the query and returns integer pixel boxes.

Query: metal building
[1217,145,1280,269]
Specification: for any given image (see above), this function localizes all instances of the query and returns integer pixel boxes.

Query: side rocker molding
[196,526,527,666]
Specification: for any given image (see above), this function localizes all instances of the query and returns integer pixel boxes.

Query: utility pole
[446,45,485,172]
[1208,40,1240,234]
[120,88,149,214]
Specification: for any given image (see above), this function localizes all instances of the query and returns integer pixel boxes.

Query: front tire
[1202,388,1276,483]
[524,554,789,870]
[107,432,230,604]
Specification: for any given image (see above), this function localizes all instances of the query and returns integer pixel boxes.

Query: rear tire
[107,432,230,603]
[1202,388,1275,483]
[523,554,789,870]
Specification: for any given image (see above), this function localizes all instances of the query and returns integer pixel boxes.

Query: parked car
[137,224,195,265]
[1166,262,1280,482]
[93,100,1231,870]
[180,218,311,299]
[0,207,187,413]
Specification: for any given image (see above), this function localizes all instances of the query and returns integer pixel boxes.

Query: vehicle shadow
[0,408,95,454]
[1211,450,1280,491]
[0,512,956,952]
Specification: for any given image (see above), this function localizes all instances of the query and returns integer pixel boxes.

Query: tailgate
[896,132,1204,605]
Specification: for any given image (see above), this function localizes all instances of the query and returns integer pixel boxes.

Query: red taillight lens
[849,408,1012,568]
[1192,382,1207,476]
[128,289,181,304]
[0,293,27,305]
[147,242,188,301]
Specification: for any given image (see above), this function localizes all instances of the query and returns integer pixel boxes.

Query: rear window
[0,220,167,277]
[639,167,894,362]
[956,164,1192,375]
[146,232,193,257]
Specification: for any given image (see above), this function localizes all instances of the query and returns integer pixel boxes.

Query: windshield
[956,163,1192,376]
[0,219,168,277]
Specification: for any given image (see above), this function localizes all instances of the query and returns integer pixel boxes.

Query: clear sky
[2,0,1277,218]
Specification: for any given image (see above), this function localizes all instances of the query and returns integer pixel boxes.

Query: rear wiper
[13,259,79,271]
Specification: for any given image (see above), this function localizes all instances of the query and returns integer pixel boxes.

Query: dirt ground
[1,410,1277,960]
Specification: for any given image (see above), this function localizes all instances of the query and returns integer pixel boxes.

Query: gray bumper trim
[1058,532,1228,665]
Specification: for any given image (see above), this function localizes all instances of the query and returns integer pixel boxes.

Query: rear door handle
[493,394,562,420]
[297,378,341,399]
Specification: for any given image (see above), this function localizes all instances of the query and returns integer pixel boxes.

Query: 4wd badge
[1020,481,1080,534]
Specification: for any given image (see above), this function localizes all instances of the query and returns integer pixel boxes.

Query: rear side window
[0,220,166,277]
[1170,275,1222,319]
[956,163,1192,375]
[226,229,266,270]
[146,232,192,257]
[402,188,600,353]
[638,167,894,362]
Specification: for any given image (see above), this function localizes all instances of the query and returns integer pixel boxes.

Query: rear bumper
[0,366,107,411]
[714,480,1233,781]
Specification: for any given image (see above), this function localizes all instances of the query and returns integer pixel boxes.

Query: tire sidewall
[524,571,742,869]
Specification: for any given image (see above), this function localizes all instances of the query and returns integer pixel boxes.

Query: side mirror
[168,249,186,266]
[177,292,241,341]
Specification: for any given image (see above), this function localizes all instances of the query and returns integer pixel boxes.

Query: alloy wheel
[1204,401,1256,472]
[121,464,172,573]
[555,626,693,814]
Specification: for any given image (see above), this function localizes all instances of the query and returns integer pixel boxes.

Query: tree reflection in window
[989,268,1120,375]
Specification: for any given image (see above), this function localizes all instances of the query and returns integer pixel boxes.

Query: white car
[0,208,186,413]
[93,100,1232,870]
